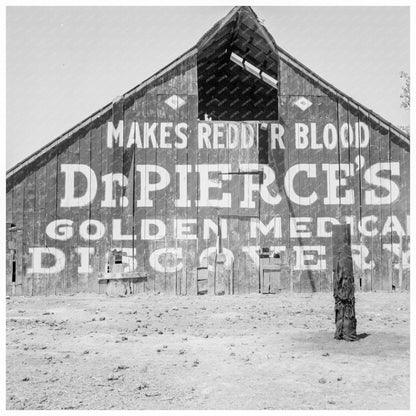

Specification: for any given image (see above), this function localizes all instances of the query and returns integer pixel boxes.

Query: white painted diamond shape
[164,95,186,110]
[294,97,312,111]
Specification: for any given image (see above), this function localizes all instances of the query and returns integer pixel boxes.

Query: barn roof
[6,6,409,180]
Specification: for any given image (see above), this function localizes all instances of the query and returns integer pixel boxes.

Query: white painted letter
[28,247,65,274]
[364,162,400,205]
[271,123,285,149]
[284,164,317,206]
[46,219,74,241]
[322,163,354,205]
[250,218,282,238]
[196,164,231,208]
[293,245,326,270]
[141,219,166,240]
[240,164,281,208]
[107,121,124,148]
[101,173,129,208]
[77,247,94,273]
[295,123,309,149]
[149,247,183,273]
[79,220,106,241]
[61,164,97,207]
[136,165,170,207]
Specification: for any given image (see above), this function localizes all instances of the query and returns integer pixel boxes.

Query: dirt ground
[6,291,409,410]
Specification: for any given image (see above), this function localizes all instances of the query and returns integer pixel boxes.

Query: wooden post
[332,224,358,341]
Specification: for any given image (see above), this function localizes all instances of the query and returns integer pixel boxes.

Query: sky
[6,5,410,170]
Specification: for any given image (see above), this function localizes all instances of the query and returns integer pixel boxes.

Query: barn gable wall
[6,7,409,296]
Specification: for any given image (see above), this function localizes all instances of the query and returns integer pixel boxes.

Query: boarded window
[114,252,123,264]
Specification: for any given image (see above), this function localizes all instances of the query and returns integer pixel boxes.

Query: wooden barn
[6,6,410,296]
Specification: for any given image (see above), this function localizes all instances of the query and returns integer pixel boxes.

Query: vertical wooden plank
[260,121,283,292]
[226,123,241,294]
[6,188,13,223]
[21,177,29,296]
[33,164,46,295]
[271,103,290,291]
[357,110,373,291]
[212,122,225,295]
[38,165,48,296]
[174,57,194,295]
[367,117,382,291]
[12,181,24,295]
[216,122,232,293]
[236,125,247,294]
[389,131,409,290]
[239,121,260,294]
[54,139,80,294]
[22,169,36,296]
[285,96,301,293]
[152,88,167,294]
[353,107,367,291]
[160,63,182,295]
[248,123,264,295]
[299,96,329,293]
[399,142,410,289]
[174,59,187,295]
[383,129,395,290]
[44,154,58,295]
[122,99,139,292]
[275,60,291,291]
[318,95,341,293]
[343,102,364,291]
[6,188,14,295]
[68,138,80,293]
[100,113,113,292]
[182,53,199,296]
[78,126,92,292]
[235,128,247,295]
[377,123,393,291]
[277,95,294,291]
[143,86,158,292]
[107,99,124,283]
[196,121,213,295]
[89,117,104,293]
[278,58,289,96]
[55,149,69,294]
[308,96,322,292]
[185,88,199,296]
[133,91,147,292]
[294,93,309,294]
[337,100,357,291]
[206,135,218,296]
[157,91,177,295]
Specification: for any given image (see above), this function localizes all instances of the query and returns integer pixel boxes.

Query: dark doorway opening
[12,251,16,283]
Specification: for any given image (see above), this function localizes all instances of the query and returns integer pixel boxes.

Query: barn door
[259,249,282,294]
[216,121,263,294]
[226,216,254,294]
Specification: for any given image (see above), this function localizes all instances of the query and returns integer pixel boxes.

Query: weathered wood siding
[276,57,409,292]
[6,49,409,296]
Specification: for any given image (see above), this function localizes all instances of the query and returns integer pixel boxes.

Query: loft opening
[197,10,279,121]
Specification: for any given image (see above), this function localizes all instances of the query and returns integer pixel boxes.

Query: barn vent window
[198,40,279,121]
